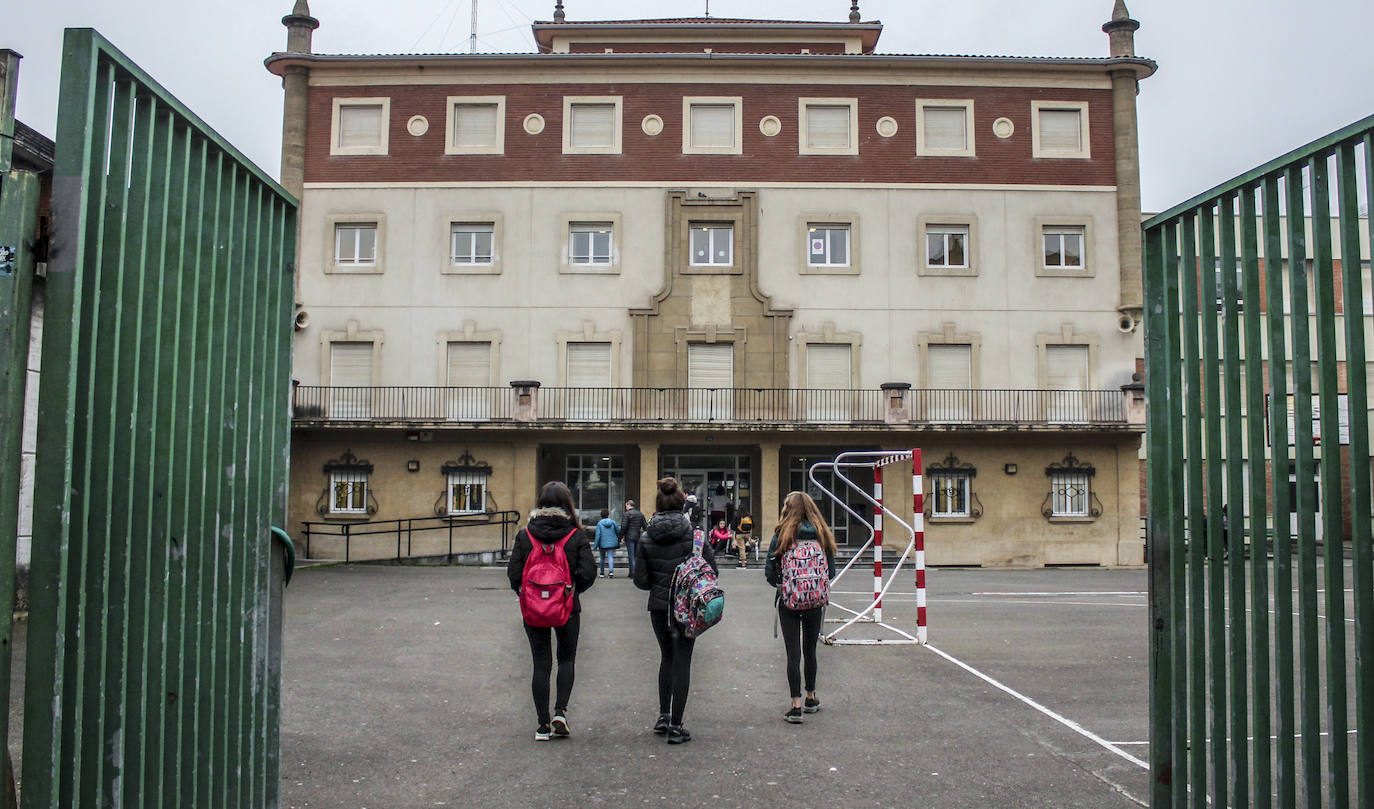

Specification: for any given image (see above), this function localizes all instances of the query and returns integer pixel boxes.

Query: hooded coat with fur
[632,509,717,611]
[506,506,597,614]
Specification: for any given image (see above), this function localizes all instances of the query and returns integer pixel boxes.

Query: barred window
[448,471,488,514]
[931,474,971,518]
[330,471,369,514]
[1049,472,1091,517]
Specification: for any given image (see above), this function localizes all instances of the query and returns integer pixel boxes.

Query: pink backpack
[779,540,830,610]
[519,529,578,628]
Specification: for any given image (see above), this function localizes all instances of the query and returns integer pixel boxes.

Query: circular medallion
[758,115,782,137]
[875,116,899,138]
[992,117,1015,139]
[523,113,546,135]
[641,114,664,136]
[406,115,429,137]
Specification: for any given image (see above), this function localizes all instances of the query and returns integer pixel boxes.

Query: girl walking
[764,491,837,724]
[507,481,597,740]
[633,477,718,744]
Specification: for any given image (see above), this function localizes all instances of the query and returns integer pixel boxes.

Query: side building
[266,2,1155,566]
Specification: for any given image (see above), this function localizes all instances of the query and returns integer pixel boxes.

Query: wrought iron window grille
[925,451,983,519]
[1041,452,1102,519]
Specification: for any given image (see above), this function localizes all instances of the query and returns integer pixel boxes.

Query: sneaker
[551,713,571,737]
[607,572,614,579]
[783,707,804,724]
[598,573,606,578]
[803,697,821,714]
[534,724,552,741]
[652,713,671,734]
[666,725,692,744]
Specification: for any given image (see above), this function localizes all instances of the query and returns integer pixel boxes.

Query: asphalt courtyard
[280,562,1151,809]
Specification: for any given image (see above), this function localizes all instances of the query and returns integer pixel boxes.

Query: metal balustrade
[291,386,1130,426]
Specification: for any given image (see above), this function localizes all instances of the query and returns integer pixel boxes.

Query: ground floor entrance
[661,451,753,532]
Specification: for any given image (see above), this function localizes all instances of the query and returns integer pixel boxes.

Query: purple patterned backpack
[779,540,829,610]
[670,533,725,638]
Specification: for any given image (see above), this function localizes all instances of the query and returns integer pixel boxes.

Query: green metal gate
[21,29,296,808]
[1144,114,1373,807]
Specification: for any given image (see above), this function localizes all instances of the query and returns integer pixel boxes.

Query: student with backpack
[594,508,622,578]
[506,481,598,741]
[633,477,719,744]
[764,491,837,725]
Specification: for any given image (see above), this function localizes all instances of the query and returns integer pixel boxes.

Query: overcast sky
[7,0,1372,211]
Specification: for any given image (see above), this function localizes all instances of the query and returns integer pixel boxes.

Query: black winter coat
[507,507,598,614]
[633,509,717,611]
[619,508,647,543]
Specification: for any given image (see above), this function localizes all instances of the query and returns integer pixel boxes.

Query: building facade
[267,2,1155,566]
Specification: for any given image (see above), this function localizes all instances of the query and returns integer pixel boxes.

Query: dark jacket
[507,507,598,614]
[764,521,837,588]
[633,509,717,611]
[619,507,647,543]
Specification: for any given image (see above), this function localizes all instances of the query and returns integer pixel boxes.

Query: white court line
[923,643,1150,771]
[937,598,1146,609]
[972,591,1147,597]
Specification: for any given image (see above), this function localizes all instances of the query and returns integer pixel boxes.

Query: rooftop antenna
[469,0,478,53]
[704,0,710,16]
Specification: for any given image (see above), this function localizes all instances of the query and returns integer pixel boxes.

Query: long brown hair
[535,480,577,520]
[654,476,686,513]
[771,491,836,557]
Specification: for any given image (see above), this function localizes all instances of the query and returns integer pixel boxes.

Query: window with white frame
[451,223,495,266]
[916,100,974,156]
[334,223,378,268]
[684,98,742,154]
[1049,471,1091,517]
[564,98,622,154]
[1042,226,1085,271]
[447,470,488,514]
[931,473,971,518]
[569,222,614,265]
[1032,101,1090,159]
[446,97,504,154]
[330,470,369,514]
[799,99,857,155]
[331,98,389,155]
[926,225,969,269]
[690,224,733,266]
[807,224,850,267]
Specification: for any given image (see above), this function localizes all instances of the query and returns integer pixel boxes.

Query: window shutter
[806,344,851,389]
[330,342,373,386]
[566,342,612,387]
[446,342,490,386]
[926,344,972,388]
[1039,109,1082,152]
[338,105,383,148]
[806,105,850,149]
[1045,345,1089,390]
[453,103,499,147]
[571,104,616,148]
[690,104,734,149]
[688,344,734,387]
[923,107,967,150]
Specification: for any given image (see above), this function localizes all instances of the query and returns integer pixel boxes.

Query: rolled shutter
[571,104,616,148]
[1045,345,1089,390]
[806,344,851,389]
[566,342,612,386]
[688,344,733,387]
[806,105,850,149]
[926,344,971,388]
[453,103,499,147]
[330,342,373,386]
[923,107,967,150]
[338,105,383,148]
[690,105,734,149]
[446,342,491,386]
[1039,109,1082,152]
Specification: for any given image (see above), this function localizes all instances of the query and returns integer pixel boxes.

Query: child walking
[507,481,597,740]
[594,508,622,577]
[764,491,837,724]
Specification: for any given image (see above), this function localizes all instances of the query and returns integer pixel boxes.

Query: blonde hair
[772,491,836,557]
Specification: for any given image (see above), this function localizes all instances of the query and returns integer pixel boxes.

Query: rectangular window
[569,223,614,265]
[329,341,373,419]
[1049,472,1091,517]
[566,342,613,420]
[806,343,852,422]
[926,343,973,420]
[688,343,734,420]
[1033,101,1090,159]
[330,471,369,514]
[332,98,389,155]
[446,341,492,420]
[450,223,495,266]
[564,98,622,153]
[335,223,377,267]
[447,471,488,514]
[799,98,858,155]
[1045,344,1090,423]
[931,474,971,518]
[690,224,733,266]
[447,96,505,154]
[1043,226,1085,270]
[807,224,850,267]
[916,100,974,156]
[926,226,969,269]
[684,98,742,154]
[566,454,626,526]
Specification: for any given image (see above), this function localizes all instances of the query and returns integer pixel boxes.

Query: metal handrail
[299,510,521,563]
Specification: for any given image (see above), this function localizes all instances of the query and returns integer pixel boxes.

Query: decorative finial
[849,1,861,24]
[291,0,310,15]
[554,1,565,23]
[282,0,320,53]
[1101,0,1139,57]
[1110,0,1130,22]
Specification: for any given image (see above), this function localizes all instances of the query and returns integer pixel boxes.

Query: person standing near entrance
[619,500,647,578]
[634,477,718,744]
[507,481,597,741]
[732,511,754,568]
[594,508,621,578]
[764,491,837,724]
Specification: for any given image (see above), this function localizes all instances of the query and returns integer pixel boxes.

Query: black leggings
[649,610,696,724]
[524,613,580,725]
[778,605,824,698]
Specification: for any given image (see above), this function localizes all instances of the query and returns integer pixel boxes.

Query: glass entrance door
[661,454,752,532]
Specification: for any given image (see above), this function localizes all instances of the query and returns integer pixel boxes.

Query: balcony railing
[292,386,1135,427]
